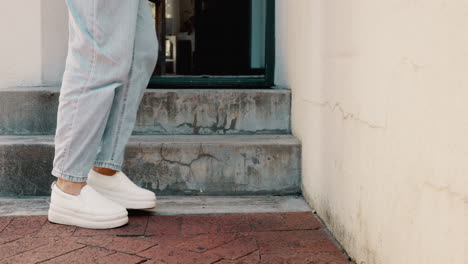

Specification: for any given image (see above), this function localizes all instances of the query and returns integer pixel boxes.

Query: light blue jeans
[51,0,159,182]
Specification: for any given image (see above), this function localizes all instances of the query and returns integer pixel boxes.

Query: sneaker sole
[48,206,128,229]
[90,186,157,209]
[108,196,157,209]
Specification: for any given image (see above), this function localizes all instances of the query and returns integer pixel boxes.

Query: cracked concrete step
[0,135,301,197]
[0,196,311,216]
[0,87,291,135]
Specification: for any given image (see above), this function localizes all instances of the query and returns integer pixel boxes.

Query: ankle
[56,178,87,196]
[92,166,118,176]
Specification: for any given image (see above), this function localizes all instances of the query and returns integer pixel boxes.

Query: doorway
[148,0,274,87]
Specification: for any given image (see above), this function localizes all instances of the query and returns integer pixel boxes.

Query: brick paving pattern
[0,212,350,264]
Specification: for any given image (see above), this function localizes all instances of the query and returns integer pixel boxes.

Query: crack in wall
[424,182,468,205]
[303,99,387,130]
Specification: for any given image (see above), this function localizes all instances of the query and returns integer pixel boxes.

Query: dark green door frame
[148,0,275,88]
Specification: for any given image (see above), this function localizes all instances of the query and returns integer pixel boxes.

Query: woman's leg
[48,0,147,228]
[51,0,142,185]
[93,0,159,172]
[83,0,159,210]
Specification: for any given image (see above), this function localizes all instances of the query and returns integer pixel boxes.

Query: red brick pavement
[0,212,350,264]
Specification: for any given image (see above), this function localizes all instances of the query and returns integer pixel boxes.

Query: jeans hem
[51,168,87,182]
[93,161,122,171]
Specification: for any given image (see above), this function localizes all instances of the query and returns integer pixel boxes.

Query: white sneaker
[87,169,157,209]
[48,181,128,229]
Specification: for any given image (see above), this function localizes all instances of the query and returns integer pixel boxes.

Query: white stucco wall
[275,1,467,264]
[0,2,43,88]
[0,0,68,88]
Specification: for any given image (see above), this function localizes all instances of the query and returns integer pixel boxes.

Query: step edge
[0,86,291,93]
[0,134,301,145]
[0,195,312,216]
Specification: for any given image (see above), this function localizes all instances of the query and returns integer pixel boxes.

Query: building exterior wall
[275,1,467,263]
[0,1,43,88]
[0,0,68,88]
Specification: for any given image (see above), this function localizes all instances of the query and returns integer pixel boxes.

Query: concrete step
[0,195,311,216]
[0,135,301,197]
[0,87,291,135]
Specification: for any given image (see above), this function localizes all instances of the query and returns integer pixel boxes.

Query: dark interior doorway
[194,0,251,75]
[150,0,267,77]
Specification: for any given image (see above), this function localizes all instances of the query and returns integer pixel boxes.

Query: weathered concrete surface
[0,87,291,135]
[0,195,311,216]
[0,87,58,135]
[0,135,301,196]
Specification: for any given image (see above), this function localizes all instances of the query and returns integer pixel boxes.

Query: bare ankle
[92,166,118,176]
[56,178,86,196]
